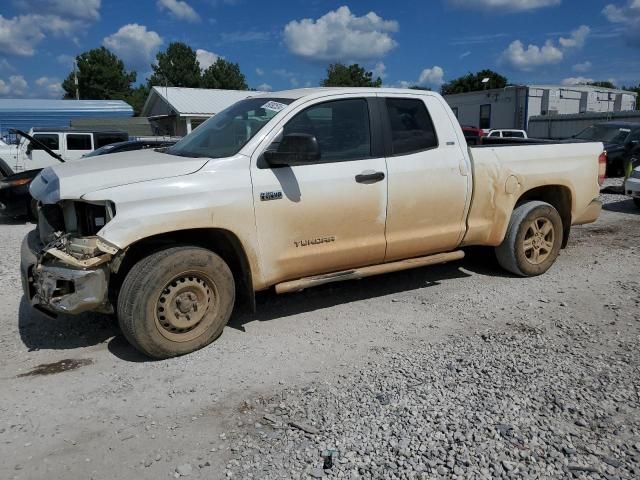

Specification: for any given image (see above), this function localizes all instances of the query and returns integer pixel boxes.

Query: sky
[0,0,639,98]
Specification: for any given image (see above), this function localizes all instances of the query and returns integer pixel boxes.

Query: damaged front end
[21,199,120,316]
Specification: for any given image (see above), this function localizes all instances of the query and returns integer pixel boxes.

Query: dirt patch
[17,358,93,377]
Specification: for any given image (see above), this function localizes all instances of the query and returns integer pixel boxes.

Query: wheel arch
[111,228,256,313]
[515,184,573,248]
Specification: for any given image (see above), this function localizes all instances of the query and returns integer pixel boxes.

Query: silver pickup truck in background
[22,88,605,358]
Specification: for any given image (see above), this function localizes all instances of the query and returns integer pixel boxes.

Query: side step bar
[275,250,465,294]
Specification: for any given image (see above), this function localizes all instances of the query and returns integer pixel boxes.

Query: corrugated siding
[0,99,133,135]
[528,111,640,139]
[71,117,153,137]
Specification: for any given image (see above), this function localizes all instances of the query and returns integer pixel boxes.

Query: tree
[148,42,201,88]
[587,81,617,89]
[62,47,136,100]
[201,59,248,90]
[320,64,382,87]
[124,84,150,116]
[441,69,507,95]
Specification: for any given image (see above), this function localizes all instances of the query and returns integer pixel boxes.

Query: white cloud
[603,1,640,46]
[284,6,399,62]
[255,67,264,76]
[13,0,101,20]
[500,25,589,71]
[418,66,445,87]
[459,51,471,59]
[500,39,563,70]
[220,31,270,43]
[371,62,386,79]
[103,24,163,71]
[35,76,63,98]
[572,61,592,72]
[0,75,28,97]
[57,54,75,67]
[0,12,94,56]
[157,0,200,23]
[196,49,220,70]
[257,83,272,91]
[559,25,590,48]
[562,76,594,86]
[447,0,561,12]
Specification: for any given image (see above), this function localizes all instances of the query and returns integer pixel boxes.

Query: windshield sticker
[261,101,288,112]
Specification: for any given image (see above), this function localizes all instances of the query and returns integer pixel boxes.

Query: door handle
[355,171,385,184]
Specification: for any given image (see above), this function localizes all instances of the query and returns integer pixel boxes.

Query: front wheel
[495,201,563,277]
[634,198,640,209]
[117,246,235,359]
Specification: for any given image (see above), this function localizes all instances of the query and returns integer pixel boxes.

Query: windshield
[575,125,631,143]
[167,98,294,159]
[83,143,119,157]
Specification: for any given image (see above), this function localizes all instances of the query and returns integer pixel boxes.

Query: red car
[461,126,485,145]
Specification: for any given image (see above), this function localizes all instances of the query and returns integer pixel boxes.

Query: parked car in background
[0,128,128,174]
[573,122,640,176]
[1,139,177,219]
[488,129,528,139]
[625,166,640,208]
[461,125,485,145]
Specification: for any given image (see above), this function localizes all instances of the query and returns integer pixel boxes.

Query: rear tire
[117,246,235,359]
[634,198,640,209]
[495,201,563,277]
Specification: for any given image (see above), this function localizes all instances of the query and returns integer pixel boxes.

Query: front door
[382,95,470,261]
[252,97,388,286]
[28,133,61,170]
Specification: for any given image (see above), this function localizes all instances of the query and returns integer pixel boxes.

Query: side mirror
[264,133,320,167]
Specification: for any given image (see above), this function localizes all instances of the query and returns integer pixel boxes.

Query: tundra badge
[260,191,283,201]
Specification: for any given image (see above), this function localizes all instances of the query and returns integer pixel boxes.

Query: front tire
[634,198,640,209]
[117,246,235,359]
[495,201,563,277]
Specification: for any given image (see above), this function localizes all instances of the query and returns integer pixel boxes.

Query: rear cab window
[385,97,438,155]
[66,133,93,151]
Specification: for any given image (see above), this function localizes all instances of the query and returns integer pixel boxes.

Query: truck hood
[30,149,208,204]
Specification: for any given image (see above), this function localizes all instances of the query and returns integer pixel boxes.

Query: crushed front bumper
[21,230,112,315]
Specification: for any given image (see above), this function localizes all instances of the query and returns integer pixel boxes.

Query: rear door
[64,133,93,160]
[251,96,388,285]
[381,94,470,261]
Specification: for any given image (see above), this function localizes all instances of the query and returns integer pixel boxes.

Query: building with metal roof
[0,99,133,138]
[141,86,262,136]
[444,84,637,133]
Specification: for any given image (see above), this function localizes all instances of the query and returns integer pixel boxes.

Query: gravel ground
[0,181,639,480]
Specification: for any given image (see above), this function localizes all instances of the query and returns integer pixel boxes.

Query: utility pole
[73,60,80,100]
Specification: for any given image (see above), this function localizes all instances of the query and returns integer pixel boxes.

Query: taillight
[598,151,607,186]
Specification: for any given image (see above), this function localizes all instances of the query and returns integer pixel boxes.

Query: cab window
[385,98,437,155]
[32,133,60,150]
[66,134,93,150]
[281,98,371,162]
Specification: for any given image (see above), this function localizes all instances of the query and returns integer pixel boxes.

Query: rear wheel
[495,201,563,276]
[117,246,235,359]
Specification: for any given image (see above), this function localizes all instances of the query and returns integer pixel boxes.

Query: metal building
[444,85,637,132]
[141,87,262,136]
[0,99,133,137]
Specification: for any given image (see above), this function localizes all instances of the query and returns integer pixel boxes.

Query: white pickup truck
[22,88,605,358]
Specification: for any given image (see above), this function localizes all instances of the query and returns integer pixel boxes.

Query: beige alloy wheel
[522,217,555,265]
[495,200,563,277]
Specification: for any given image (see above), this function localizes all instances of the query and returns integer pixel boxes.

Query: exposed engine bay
[23,200,121,315]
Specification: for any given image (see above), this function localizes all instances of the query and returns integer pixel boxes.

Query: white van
[0,128,128,173]
[487,129,528,139]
